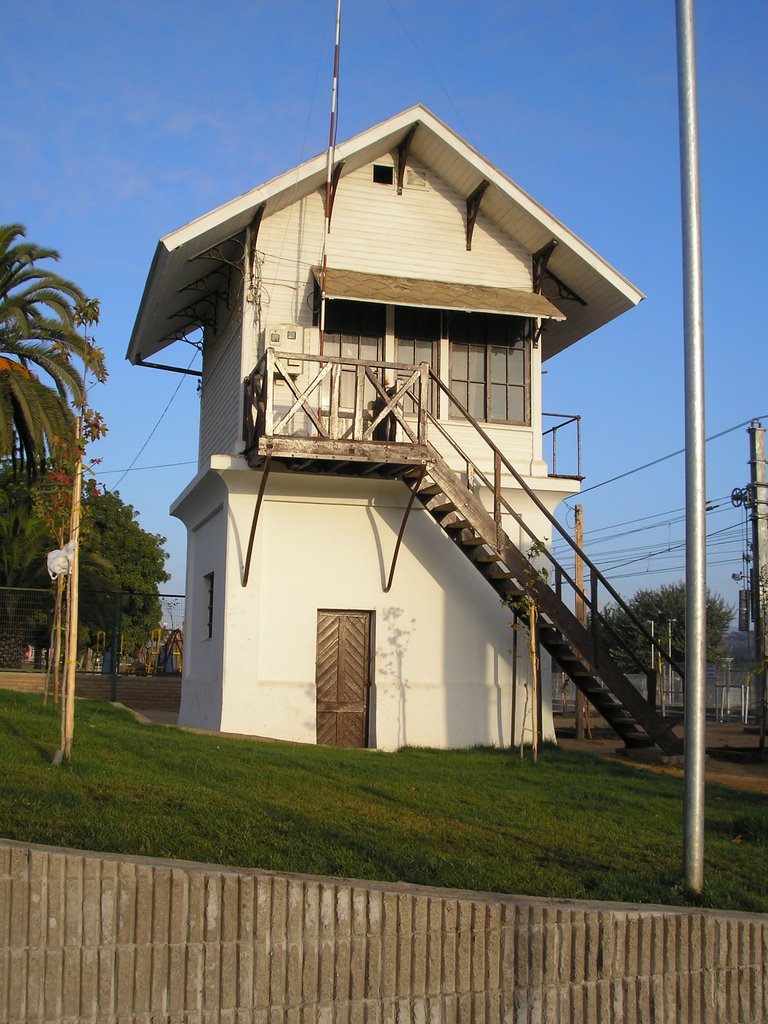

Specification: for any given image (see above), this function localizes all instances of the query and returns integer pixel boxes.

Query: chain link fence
[0,586,185,677]
[552,664,762,726]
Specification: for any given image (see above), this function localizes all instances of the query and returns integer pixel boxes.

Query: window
[204,572,214,639]
[321,300,385,420]
[372,164,394,185]
[323,299,384,363]
[394,306,440,414]
[449,312,529,424]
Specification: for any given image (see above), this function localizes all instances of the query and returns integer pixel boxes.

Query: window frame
[448,312,531,426]
[393,306,441,415]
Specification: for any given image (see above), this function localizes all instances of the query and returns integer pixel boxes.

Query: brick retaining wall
[1,839,765,1023]
[0,673,181,713]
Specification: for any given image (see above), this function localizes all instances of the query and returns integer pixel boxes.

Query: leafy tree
[0,225,105,475]
[0,474,49,588]
[80,486,171,655]
[0,471,170,659]
[601,582,733,673]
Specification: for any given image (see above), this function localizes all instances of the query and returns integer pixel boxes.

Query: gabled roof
[127,104,643,364]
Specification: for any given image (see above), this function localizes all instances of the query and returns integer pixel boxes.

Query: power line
[577,415,767,496]
[97,460,197,477]
[589,522,742,575]
[552,496,734,557]
[110,351,200,490]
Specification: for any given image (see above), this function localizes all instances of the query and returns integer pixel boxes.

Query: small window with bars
[204,572,214,639]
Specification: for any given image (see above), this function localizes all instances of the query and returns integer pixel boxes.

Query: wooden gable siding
[198,301,244,465]
[257,195,325,330]
[255,162,533,333]
[328,162,532,289]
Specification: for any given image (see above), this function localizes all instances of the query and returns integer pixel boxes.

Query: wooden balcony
[242,349,431,474]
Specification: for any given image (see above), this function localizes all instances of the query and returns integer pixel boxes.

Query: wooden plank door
[315,610,372,748]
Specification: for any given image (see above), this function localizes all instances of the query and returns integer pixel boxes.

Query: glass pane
[360,336,379,361]
[396,338,415,364]
[508,346,525,384]
[468,345,485,382]
[451,344,468,381]
[490,384,507,421]
[491,347,507,383]
[341,337,358,359]
[453,381,468,411]
[415,339,432,364]
[507,387,524,423]
[324,335,341,358]
[469,382,485,421]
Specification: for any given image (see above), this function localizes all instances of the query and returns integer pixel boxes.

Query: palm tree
[0,224,99,474]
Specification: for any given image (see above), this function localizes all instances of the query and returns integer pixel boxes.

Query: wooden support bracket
[384,466,427,593]
[242,455,272,587]
[466,180,489,250]
[326,161,345,227]
[397,125,418,195]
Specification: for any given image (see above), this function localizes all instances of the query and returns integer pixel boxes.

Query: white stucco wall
[172,470,228,731]
[173,458,564,751]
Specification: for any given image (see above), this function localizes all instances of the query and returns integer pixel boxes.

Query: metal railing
[543,412,582,479]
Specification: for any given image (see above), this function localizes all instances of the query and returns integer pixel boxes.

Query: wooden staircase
[402,452,683,754]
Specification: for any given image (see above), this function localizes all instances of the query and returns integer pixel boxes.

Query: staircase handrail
[424,369,685,681]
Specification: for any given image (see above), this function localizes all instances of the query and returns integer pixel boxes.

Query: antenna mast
[319,0,342,352]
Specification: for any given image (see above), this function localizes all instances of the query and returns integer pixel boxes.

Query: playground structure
[138,628,183,676]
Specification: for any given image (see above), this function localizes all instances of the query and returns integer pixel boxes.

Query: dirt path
[556,716,768,795]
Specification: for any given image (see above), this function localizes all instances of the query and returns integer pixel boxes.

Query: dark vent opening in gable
[372,165,394,185]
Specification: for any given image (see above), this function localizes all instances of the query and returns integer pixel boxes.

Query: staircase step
[607,714,639,726]
[456,530,485,546]
[425,495,457,513]
[415,480,442,496]
[471,549,503,564]
[485,567,515,581]
[441,513,472,529]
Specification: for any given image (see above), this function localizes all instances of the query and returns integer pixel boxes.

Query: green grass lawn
[0,689,766,913]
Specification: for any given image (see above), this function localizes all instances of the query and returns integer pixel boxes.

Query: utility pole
[573,504,588,739]
[748,422,767,756]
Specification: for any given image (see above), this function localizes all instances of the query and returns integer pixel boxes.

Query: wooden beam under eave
[532,240,557,293]
[397,125,418,195]
[248,203,267,278]
[466,180,489,251]
[326,161,345,228]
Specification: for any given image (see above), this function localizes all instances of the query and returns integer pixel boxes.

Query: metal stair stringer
[409,450,684,755]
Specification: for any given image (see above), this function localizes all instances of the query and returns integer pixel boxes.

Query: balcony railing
[243,348,430,449]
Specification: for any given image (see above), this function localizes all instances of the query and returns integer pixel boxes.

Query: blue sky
[2,0,766,611]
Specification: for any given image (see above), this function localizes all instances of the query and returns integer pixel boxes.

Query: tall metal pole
[676,0,707,892]
[748,423,767,755]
